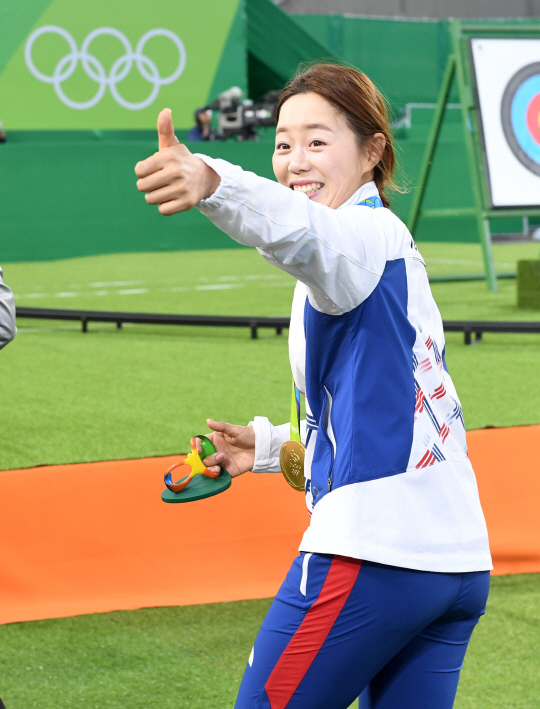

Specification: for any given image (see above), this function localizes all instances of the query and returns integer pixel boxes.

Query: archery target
[501,62,540,176]
[471,38,540,207]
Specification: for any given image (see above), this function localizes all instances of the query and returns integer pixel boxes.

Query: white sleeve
[249,417,307,473]
[196,156,389,315]
[0,267,16,350]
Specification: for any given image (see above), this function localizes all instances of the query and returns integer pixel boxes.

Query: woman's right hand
[198,419,256,478]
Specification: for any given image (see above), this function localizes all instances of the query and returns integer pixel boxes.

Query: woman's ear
[368,133,386,168]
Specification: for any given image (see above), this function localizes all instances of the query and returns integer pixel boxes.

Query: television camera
[207,87,280,141]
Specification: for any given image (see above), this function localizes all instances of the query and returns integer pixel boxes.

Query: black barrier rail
[16,306,288,340]
[428,272,516,283]
[15,307,540,344]
[443,320,540,345]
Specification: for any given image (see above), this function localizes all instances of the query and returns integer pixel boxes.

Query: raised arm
[135,110,391,316]
[195,157,391,314]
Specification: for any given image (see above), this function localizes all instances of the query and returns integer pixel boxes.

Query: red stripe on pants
[264,556,362,709]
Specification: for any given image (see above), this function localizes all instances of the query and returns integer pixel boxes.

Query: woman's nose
[288,147,311,174]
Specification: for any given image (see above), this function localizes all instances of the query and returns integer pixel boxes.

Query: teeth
[293,183,323,193]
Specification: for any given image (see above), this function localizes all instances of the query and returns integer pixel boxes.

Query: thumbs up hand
[157,107,179,149]
[135,108,220,216]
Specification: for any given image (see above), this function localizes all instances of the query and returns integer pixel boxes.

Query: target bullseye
[526,93,540,145]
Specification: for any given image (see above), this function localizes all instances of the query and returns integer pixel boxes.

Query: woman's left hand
[197,419,256,478]
[135,108,221,216]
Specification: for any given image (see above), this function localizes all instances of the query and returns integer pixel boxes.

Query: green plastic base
[161,470,232,503]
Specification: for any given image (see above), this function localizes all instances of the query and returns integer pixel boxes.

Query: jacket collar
[337,180,379,210]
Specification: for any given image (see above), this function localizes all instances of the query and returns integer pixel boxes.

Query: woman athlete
[136,64,492,709]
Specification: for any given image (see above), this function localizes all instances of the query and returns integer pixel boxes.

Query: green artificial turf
[5,241,540,316]
[0,574,538,709]
[1,249,296,470]
[454,574,540,709]
[5,248,295,316]
[442,332,540,430]
[0,323,291,470]
[1,242,540,471]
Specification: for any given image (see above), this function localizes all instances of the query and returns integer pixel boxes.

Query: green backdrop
[0,131,273,262]
[1,5,535,262]
[0,115,482,263]
[0,0,245,130]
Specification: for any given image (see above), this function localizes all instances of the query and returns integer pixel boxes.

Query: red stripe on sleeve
[264,556,362,709]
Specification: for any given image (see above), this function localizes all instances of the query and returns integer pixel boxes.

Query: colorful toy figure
[164,436,220,492]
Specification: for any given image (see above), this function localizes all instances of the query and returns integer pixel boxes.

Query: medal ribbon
[289,380,302,444]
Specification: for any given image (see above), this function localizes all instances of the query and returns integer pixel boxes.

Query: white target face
[471,38,540,208]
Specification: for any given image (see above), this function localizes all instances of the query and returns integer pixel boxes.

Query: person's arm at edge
[0,266,16,349]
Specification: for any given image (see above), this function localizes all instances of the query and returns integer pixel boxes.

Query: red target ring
[526,93,540,145]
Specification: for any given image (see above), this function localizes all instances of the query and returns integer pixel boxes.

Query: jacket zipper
[323,385,336,492]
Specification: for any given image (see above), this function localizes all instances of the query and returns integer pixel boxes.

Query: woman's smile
[290,180,324,198]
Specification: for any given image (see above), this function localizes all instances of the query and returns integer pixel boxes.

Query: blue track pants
[235,554,490,709]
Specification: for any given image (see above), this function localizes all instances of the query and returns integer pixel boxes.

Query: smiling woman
[273,64,396,209]
[274,94,379,207]
[135,63,492,709]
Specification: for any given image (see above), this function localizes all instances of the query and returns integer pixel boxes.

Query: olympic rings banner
[0,0,243,129]
[471,38,540,208]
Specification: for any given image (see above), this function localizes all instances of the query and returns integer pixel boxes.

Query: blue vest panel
[304,258,417,505]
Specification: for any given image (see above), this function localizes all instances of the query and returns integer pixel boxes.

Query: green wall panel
[0,119,481,264]
[0,0,54,76]
[246,0,335,86]
[0,132,277,263]
[293,14,456,112]
[207,0,248,103]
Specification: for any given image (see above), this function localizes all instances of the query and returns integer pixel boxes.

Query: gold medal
[280,440,305,492]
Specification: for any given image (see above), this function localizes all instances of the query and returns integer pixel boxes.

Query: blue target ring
[501,62,540,176]
[511,75,540,162]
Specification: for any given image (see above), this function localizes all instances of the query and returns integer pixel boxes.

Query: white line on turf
[14,277,294,300]
[16,326,81,333]
[89,280,146,287]
[118,289,149,295]
[195,284,243,291]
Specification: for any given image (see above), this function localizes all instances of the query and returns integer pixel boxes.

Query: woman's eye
[276,142,290,150]
[311,140,325,147]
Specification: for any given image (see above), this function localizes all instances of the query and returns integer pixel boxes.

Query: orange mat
[467,426,540,577]
[0,425,538,625]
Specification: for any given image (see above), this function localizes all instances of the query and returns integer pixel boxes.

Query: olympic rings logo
[24,26,187,110]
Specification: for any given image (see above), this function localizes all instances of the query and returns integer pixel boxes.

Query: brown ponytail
[276,63,399,209]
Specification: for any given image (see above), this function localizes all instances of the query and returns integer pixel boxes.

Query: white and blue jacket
[197,156,492,573]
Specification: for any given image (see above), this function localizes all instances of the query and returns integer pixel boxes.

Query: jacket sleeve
[0,267,16,350]
[249,417,307,473]
[196,156,389,315]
